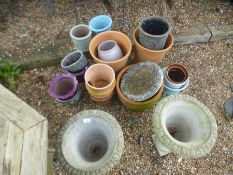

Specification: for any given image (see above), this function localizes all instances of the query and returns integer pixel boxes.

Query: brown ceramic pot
[116,65,164,111]
[133,28,173,63]
[89,31,132,73]
[84,63,116,101]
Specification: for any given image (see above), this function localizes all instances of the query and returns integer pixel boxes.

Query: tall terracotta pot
[84,63,116,102]
[133,28,173,63]
[89,31,132,73]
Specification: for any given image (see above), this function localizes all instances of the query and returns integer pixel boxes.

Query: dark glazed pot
[139,16,171,50]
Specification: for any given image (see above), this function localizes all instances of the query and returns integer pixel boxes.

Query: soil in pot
[54,78,76,99]
[168,67,187,83]
[88,79,110,88]
[73,27,90,38]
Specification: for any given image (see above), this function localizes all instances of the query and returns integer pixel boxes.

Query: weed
[0,60,21,89]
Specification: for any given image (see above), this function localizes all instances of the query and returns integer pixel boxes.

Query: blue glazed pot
[162,68,189,95]
[89,15,112,34]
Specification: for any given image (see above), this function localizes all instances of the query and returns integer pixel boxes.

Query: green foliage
[0,60,21,89]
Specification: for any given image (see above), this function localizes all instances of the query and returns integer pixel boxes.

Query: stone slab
[209,24,233,41]
[174,23,211,46]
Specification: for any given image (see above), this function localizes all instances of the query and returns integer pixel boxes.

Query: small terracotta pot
[116,65,164,111]
[164,64,189,89]
[90,91,114,105]
[84,64,116,100]
[89,31,132,73]
[133,28,173,63]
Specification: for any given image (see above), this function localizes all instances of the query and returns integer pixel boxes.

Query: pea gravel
[1,0,233,174]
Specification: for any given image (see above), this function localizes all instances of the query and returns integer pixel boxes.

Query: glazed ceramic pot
[98,40,123,61]
[134,28,173,63]
[89,31,132,73]
[89,15,112,34]
[152,95,218,157]
[139,16,171,50]
[84,64,116,101]
[164,64,188,89]
[56,110,124,175]
[116,65,164,111]
[162,68,189,95]
[49,74,81,104]
[70,24,92,52]
[61,51,88,72]
[64,64,89,83]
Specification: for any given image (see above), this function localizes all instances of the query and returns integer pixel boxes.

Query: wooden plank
[3,122,23,175]
[20,120,48,175]
[0,116,9,175]
[0,84,45,130]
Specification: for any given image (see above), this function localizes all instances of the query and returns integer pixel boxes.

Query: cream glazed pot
[98,40,123,61]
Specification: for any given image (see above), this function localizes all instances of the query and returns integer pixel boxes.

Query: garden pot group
[50,14,219,175]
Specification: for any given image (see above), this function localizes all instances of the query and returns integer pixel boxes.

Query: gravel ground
[0,0,233,60]
[11,39,233,175]
[1,0,233,174]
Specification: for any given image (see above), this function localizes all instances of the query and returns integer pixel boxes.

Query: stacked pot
[163,64,189,95]
[116,62,164,111]
[134,16,173,63]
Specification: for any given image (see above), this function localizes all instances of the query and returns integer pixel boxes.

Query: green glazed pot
[70,24,92,52]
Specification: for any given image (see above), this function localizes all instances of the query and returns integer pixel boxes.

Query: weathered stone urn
[56,110,124,175]
[152,95,218,158]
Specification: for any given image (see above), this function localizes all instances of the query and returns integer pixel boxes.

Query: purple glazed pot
[64,65,89,83]
[49,73,78,100]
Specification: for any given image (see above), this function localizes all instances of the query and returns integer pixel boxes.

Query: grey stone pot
[152,95,218,158]
[139,16,171,50]
[120,61,163,102]
[61,51,88,72]
[56,110,124,175]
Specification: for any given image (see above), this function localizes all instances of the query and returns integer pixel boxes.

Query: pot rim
[165,64,188,84]
[61,51,85,69]
[139,16,171,38]
[84,63,116,90]
[89,15,112,33]
[64,64,89,76]
[70,24,92,41]
[116,65,164,105]
[133,28,173,53]
[49,73,78,100]
[89,31,132,64]
[98,40,118,53]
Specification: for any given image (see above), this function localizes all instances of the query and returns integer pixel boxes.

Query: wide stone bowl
[152,94,218,158]
[116,65,164,111]
[56,110,124,175]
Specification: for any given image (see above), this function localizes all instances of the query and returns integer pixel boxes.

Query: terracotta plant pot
[84,64,115,102]
[89,31,132,73]
[133,28,173,63]
[164,64,189,89]
[116,65,164,111]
